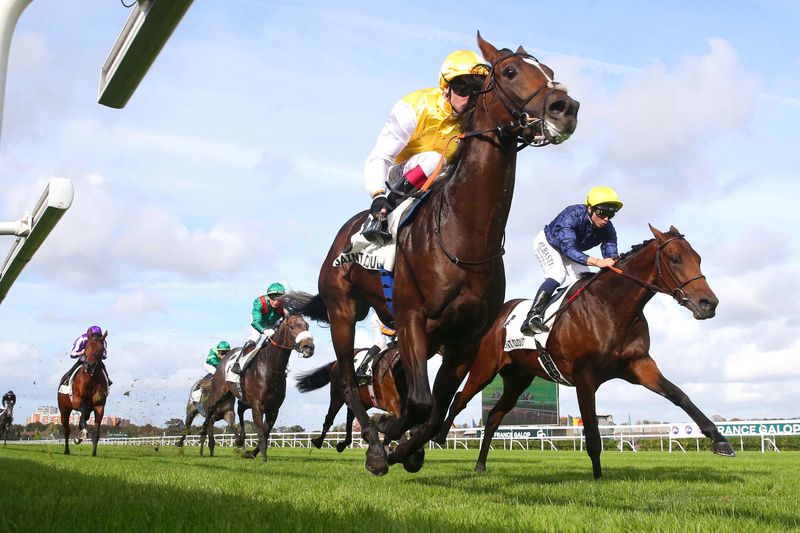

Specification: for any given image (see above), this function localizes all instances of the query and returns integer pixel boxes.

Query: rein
[544,234,706,325]
[608,235,706,305]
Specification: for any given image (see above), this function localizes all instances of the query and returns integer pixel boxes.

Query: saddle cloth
[224,348,244,384]
[190,387,203,404]
[332,197,416,272]
[58,366,83,396]
[503,284,573,352]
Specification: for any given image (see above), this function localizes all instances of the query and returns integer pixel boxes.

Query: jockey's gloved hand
[370,194,390,218]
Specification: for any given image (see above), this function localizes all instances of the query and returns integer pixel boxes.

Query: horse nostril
[699,298,717,311]
[548,98,566,116]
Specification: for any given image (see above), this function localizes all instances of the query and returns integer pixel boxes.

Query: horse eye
[504,67,516,79]
[669,255,680,264]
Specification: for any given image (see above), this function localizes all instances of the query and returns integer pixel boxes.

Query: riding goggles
[593,206,617,220]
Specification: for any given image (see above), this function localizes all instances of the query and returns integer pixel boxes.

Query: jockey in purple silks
[60,326,111,386]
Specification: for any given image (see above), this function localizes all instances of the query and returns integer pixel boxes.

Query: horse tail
[295,362,335,393]
[285,291,329,323]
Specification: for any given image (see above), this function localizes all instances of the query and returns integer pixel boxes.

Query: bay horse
[57,331,109,456]
[176,359,247,453]
[295,33,579,475]
[435,226,734,478]
[202,310,315,461]
[296,345,407,453]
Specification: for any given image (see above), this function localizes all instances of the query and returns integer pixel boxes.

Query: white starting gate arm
[0,178,73,304]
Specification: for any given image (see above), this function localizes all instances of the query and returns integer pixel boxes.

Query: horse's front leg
[574,375,603,479]
[388,343,477,468]
[200,413,215,457]
[624,356,734,456]
[91,405,105,457]
[433,343,500,444]
[60,407,71,455]
[244,406,266,460]
[178,401,197,448]
[475,369,535,472]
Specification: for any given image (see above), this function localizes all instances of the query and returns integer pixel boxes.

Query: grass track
[1,444,799,532]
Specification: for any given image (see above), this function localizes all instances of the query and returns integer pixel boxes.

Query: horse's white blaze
[295,331,313,344]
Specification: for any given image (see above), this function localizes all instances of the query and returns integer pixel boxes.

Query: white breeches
[533,230,589,285]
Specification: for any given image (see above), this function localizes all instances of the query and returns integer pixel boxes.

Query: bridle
[265,316,314,375]
[472,51,570,150]
[432,51,568,267]
[610,235,706,306]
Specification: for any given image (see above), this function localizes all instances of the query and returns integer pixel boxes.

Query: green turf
[1,443,798,532]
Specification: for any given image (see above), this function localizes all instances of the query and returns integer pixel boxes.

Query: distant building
[26,406,129,427]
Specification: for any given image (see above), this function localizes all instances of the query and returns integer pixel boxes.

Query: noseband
[478,52,569,149]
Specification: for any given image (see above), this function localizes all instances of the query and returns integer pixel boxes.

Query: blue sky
[1,1,799,429]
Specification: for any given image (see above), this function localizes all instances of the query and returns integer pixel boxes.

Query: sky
[1,1,799,430]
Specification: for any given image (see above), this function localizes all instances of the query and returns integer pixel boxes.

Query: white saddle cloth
[503,284,573,352]
[224,348,244,384]
[332,197,416,272]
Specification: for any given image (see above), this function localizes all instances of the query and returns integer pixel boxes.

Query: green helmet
[216,341,231,351]
[267,282,286,296]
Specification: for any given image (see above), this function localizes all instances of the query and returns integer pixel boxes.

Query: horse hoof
[713,441,736,457]
[402,448,425,473]
[73,439,82,445]
[431,432,447,446]
[242,451,255,459]
[311,438,324,450]
[474,463,486,473]
[365,449,389,476]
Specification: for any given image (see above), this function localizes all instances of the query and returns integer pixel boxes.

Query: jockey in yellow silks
[362,50,489,243]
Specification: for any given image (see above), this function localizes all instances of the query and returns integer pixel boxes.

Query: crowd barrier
[13,419,799,453]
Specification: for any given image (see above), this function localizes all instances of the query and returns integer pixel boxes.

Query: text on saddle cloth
[332,195,427,272]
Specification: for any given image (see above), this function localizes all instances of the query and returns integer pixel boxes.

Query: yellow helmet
[439,50,489,90]
[585,186,623,210]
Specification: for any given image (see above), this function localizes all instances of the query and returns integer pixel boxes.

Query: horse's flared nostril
[699,298,717,312]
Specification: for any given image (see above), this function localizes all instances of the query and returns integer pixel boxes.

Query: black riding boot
[61,360,82,386]
[520,288,552,335]
[356,344,382,382]
[232,340,256,374]
[362,216,392,245]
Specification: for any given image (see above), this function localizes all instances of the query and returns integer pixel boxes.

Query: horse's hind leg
[329,309,387,475]
[624,356,734,456]
[235,401,247,447]
[317,388,345,450]
[475,369,534,473]
[178,402,198,447]
[336,407,356,453]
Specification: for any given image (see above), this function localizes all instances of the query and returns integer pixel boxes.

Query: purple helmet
[87,325,102,338]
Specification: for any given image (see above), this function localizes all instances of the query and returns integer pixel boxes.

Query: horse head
[275,312,315,358]
[476,32,579,147]
[83,330,108,374]
[649,225,719,319]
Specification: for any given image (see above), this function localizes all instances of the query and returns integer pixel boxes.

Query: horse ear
[477,31,499,63]
[103,330,108,339]
[516,45,528,55]
[649,223,665,241]
[669,225,681,235]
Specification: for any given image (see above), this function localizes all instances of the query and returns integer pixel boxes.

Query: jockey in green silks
[231,282,286,374]
[204,341,231,377]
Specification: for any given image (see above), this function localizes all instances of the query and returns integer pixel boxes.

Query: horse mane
[281,291,318,316]
[616,239,655,264]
